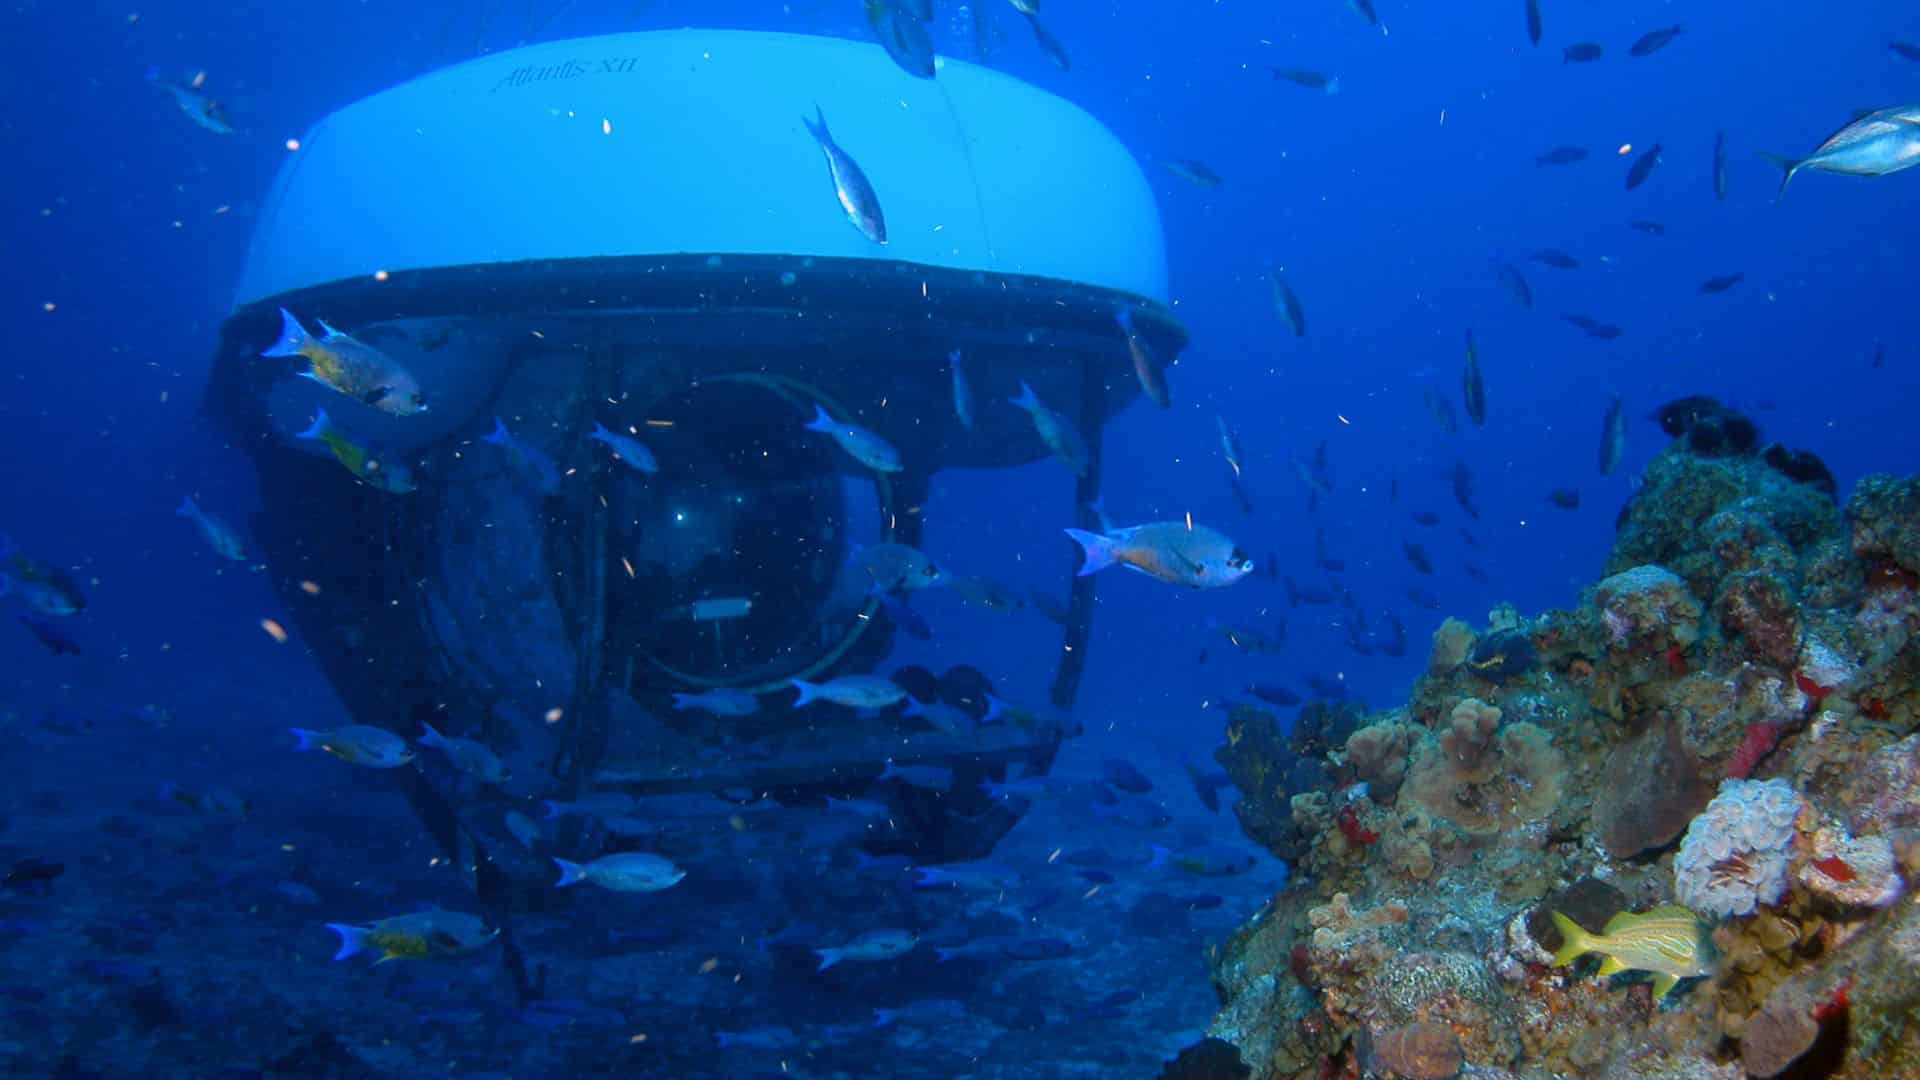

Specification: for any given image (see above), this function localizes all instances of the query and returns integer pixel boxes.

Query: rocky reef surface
[1196,416,1920,1079]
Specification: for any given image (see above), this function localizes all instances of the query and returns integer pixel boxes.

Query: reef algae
[1202,430,1920,1078]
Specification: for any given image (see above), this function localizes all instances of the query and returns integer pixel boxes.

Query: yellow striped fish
[1550,904,1712,1002]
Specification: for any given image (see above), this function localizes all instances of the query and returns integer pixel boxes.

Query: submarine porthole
[608,373,892,692]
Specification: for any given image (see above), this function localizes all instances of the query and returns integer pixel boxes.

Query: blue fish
[482,417,562,495]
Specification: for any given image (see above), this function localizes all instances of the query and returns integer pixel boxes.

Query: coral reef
[1203,427,1920,1078]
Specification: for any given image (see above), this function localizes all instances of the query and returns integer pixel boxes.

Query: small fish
[1872,342,1886,369]
[1163,159,1223,187]
[261,309,427,416]
[0,538,86,617]
[1492,260,1533,308]
[158,781,250,820]
[1423,386,1459,434]
[1535,146,1587,166]
[1402,540,1434,574]
[145,67,233,134]
[1763,105,1920,201]
[553,852,685,892]
[1284,577,1335,606]
[1271,68,1339,94]
[878,760,954,788]
[1530,248,1579,270]
[1547,488,1581,509]
[716,1025,800,1051]
[504,811,541,850]
[824,795,889,818]
[671,688,759,717]
[857,542,945,593]
[1010,380,1088,476]
[1451,459,1481,519]
[1713,131,1728,203]
[803,404,902,472]
[1892,42,1920,64]
[1699,273,1745,295]
[1211,617,1284,655]
[1599,393,1626,475]
[803,105,887,243]
[1561,314,1623,340]
[1562,42,1603,63]
[864,0,935,79]
[1626,143,1663,190]
[903,696,970,733]
[326,910,497,963]
[1550,904,1711,1002]
[17,615,79,656]
[1116,307,1170,408]
[176,497,246,561]
[417,721,510,784]
[815,927,917,970]
[297,409,415,494]
[543,792,641,820]
[1269,269,1307,337]
[1102,758,1153,794]
[1164,844,1258,878]
[948,575,1022,612]
[915,862,1021,891]
[587,422,658,474]
[1628,25,1684,57]
[1022,11,1071,71]
[790,674,908,709]
[1524,0,1542,46]
[1409,511,1440,526]
[1628,219,1666,234]
[949,350,975,430]
[1217,414,1244,480]
[482,417,562,495]
[1066,522,1252,589]
[1462,330,1487,427]
[291,725,415,768]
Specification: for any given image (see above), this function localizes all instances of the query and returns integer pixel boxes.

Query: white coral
[1674,778,1803,918]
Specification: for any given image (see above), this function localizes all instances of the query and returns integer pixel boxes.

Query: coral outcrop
[1204,410,1920,1078]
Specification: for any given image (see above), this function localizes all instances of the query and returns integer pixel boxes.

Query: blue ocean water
[2,1,1917,1076]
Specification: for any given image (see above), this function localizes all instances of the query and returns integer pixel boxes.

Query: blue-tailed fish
[1764,105,1920,201]
[297,408,415,493]
[261,309,427,416]
[482,417,562,495]
[290,725,415,768]
[1550,903,1712,1002]
[176,497,247,561]
[0,536,86,616]
[803,404,901,472]
[1010,381,1087,476]
[588,422,657,474]
[552,852,684,892]
[145,67,233,134]
[803,105,887,243]
[671,688,759,717]
[326,910,496,963]
[815,927,917,970]
[1065,522,1253,589]
[417,721,509,783]
[791,674,907,709]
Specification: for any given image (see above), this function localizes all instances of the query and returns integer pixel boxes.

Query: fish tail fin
[1758,153,1802,202]
[670,693,695,711]
[981,693,1008,725]
[261,308,312,359]
[541,800,567,820]
[289,727,320,752]
[1064,528,1117,577]
[1114,304,1135,333]
[948,348,963,369]
[815,948,842,971]
[935,947,959,963]
[789,678,824,707]
[294,408,331,441]
[483,417,509,445]
[417,720,444,747]
[1324,76,1341,95]
[176,496,197,519]
[326,923,367,961]
[1148,844,1171,870]
[803,104,829,144]
[1548,911,1593,968]
[552,857,587,888]
[1010,380,1039,412]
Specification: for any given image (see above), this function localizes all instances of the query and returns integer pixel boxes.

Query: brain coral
[1674,778,1804,918]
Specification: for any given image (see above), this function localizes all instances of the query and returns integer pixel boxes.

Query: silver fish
[176,497,246,561]
[1010,380,1087,476]
[1764,105,1920,201]
[950,349,975,430]
[803,105,886,243]
[1599,394,1626,476]
[588,422,658,474]
[803,404,901,472]
[146,68,233,134]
